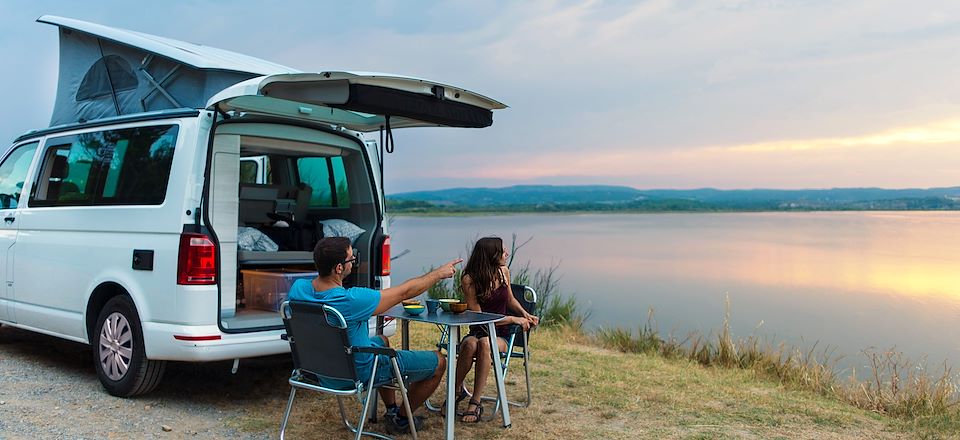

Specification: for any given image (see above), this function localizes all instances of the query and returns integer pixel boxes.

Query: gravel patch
[0,324,289,439]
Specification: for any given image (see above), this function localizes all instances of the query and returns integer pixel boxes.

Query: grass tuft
[844,349,959,417]
[592,295,960,422]
[596,308,663,355]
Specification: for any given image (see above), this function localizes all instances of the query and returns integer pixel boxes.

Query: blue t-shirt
[287,278,381,382]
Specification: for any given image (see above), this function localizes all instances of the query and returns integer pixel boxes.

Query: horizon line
[388,184,960,195]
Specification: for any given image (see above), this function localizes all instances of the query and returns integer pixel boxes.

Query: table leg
[402,319,410,350]
[487,322,511,428]
[445,325,459,440]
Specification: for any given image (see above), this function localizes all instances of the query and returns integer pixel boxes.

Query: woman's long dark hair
[462,236,504,301]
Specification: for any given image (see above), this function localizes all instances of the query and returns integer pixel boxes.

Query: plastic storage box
[241,269,318,312]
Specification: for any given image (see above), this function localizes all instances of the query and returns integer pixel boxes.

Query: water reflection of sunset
[579,212,960,304]
[392,213,960,369]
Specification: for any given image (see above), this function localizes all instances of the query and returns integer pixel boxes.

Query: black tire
[92,296,166,397]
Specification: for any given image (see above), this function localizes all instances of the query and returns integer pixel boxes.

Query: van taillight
[380,236,391,276]
[177,233,217,285]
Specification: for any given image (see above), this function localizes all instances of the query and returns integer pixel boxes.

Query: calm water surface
[389,212,960,371]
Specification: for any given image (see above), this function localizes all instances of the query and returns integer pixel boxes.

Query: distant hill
[391,185,646,206]
[387,185,960,212]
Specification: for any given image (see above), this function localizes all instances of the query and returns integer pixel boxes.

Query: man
[287,236,462,434]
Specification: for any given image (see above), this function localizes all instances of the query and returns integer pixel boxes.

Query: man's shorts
[369,336,439,386]
[316,338,439,390]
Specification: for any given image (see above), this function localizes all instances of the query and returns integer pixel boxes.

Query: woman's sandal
[460,400,483,423]
[440,386,470,416]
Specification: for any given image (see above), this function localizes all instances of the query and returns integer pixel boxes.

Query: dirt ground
[0,324,288,439]
[0,323,534,440]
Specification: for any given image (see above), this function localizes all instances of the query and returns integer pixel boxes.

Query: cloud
[389,115,960,190]
[711,117,960,153]
[3,1,960,192]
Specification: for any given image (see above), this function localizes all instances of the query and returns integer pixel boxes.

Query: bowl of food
[439,298,459,312]
[402,299,421,306]
[403,304,426,315]
[448,302,468,314]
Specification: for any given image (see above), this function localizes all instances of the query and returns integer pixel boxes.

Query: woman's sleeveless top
[481,283,510,316]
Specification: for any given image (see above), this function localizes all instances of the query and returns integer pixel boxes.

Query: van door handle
[3,216,14,224]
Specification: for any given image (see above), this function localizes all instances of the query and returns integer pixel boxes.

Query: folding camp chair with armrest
[426,284,537,418]
[478,283,537,419]
[279,301,418,440]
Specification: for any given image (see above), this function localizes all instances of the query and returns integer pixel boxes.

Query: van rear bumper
[142,322,289,361]
[141,318,396,361]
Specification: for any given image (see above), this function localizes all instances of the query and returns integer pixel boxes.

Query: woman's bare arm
[503,266,539,327]
[462,274,481,312]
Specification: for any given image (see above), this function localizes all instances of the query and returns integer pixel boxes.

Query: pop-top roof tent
[38,15,505,131]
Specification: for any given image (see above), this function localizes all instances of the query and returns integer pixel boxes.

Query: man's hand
[375,258,463,315]
[432,258,463,280]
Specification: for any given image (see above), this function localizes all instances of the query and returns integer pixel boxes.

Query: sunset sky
[2,0,959,192]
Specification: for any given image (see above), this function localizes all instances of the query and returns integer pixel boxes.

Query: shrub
[513,260,588,329]
[426,266,463,300]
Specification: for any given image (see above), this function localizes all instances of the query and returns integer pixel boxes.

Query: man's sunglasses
[343,248,359,265]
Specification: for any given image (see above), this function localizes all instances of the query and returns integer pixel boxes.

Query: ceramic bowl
[403,305,426,315]
[448,302,468,314]
[402,299,421,306]
[439,298,459,312]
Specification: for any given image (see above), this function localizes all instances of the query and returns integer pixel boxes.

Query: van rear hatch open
[207,72,507,131]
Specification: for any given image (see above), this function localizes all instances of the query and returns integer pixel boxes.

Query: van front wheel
[92,296,166,397]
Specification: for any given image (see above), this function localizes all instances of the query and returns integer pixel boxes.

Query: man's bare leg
[397,351,446,417]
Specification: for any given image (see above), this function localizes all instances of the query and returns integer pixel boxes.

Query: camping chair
[479,284,537,419]
[279,301,418,440]
[427,284,537,418]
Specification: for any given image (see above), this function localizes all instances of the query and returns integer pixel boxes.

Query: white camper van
[0,16,504,396]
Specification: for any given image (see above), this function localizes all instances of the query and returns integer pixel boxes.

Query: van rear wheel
[92,296,166,397]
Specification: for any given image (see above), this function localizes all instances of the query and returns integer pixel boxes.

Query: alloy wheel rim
[98,312,133,380]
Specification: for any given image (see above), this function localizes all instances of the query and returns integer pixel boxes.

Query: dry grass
[243,322,944,439]
[5,314,954,440]
[844,349,958,418]
[594,297,960,439]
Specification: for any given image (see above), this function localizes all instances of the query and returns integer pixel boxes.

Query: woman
[450,236,539,423]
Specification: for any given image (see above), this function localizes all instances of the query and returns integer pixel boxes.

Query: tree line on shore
[387,196,960,213]
[387,185,960,213]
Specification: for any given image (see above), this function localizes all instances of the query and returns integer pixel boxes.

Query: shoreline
[388,208,960,216]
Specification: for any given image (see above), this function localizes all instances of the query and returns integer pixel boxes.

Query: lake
[388,212,960,373]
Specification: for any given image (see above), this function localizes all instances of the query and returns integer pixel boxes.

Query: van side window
[239,160,259,184]
[30,125,179,206]
[0,142,39,209]
[296,157,349,208]
[240,156,271,184]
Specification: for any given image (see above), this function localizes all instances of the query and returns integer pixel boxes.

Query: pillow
[237,227,279,252]
[321,219,366,244]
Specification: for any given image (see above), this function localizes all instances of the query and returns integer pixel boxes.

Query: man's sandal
[460,400,483,423]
